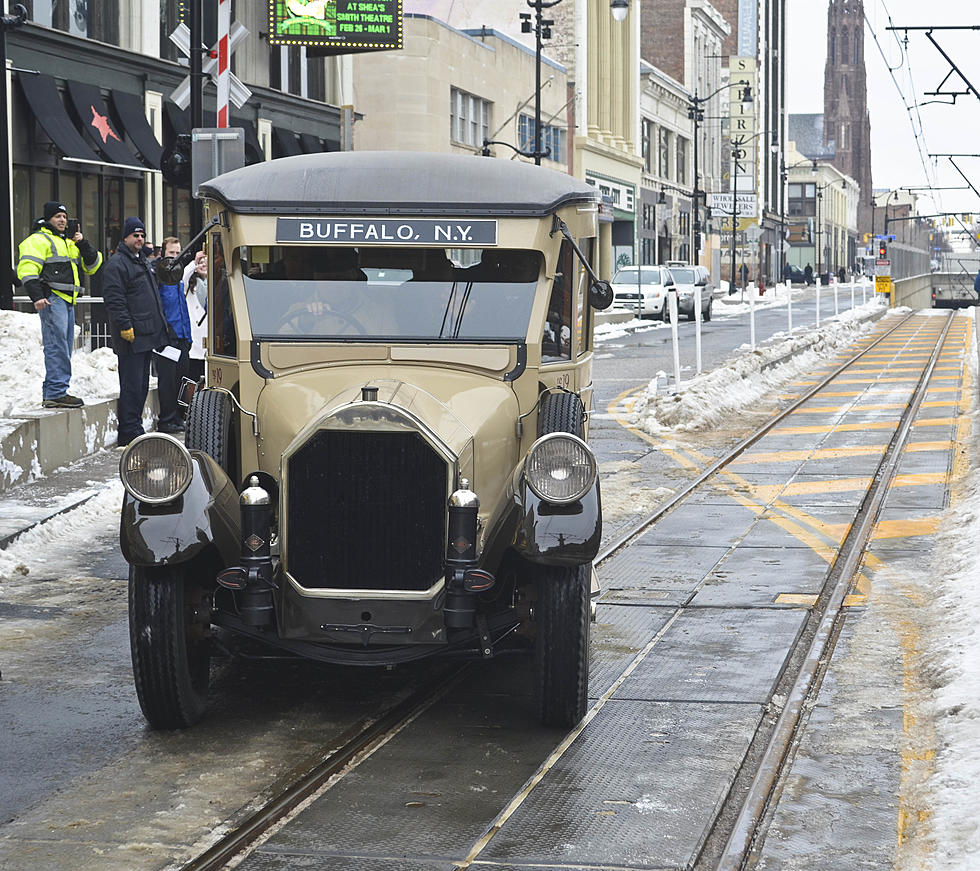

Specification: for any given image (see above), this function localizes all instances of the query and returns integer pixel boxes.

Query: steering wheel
[276,305,367,336]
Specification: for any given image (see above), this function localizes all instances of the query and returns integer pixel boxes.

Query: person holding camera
[16,201,102,408]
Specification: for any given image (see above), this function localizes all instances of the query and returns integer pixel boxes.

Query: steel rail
[713,310,956,871]
[179,665,469,871]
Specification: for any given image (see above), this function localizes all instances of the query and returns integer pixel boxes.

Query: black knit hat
[43,201,67,221]
[122,216,146,239]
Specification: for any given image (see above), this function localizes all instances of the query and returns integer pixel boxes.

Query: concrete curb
[0,389,158,494]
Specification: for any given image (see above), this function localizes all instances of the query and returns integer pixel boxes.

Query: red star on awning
[90,106,121,144]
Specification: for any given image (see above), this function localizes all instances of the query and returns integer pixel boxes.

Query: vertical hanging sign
[729,56,757,196]
[217,0,230,127]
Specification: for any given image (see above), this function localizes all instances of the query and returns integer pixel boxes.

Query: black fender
[511,474,601,566]
[120,452,241,568]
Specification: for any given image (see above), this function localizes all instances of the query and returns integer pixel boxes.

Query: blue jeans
[38,295,75,400]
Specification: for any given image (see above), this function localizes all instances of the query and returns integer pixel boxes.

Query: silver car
[665,264,714,321]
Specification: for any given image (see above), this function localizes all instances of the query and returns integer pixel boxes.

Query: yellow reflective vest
[17,226,102,304]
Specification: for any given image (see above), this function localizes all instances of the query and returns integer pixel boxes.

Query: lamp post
[521,0,630,166]
[689,79,752,265]
[0,2,27,311]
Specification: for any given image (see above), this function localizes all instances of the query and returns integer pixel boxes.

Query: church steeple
[824,0,873,234]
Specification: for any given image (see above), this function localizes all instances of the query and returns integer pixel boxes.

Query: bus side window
[211,233,237,357]
[543,240,574,360]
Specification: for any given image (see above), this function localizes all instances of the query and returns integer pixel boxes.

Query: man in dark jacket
[101,217,170,447]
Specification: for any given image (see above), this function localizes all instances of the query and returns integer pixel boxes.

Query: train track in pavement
[182,309,956,871]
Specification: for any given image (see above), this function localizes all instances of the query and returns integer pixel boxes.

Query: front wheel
[129,564,212,729]
[535,563,591,728]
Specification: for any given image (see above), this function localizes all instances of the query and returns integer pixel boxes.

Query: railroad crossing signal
[169,22,251,113]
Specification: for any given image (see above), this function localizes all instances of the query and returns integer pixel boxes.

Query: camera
[66,219,80,236]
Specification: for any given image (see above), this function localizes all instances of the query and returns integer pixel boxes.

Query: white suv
[610,264,675,319]
[664,264,714,321]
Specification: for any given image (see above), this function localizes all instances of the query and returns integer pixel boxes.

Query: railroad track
[183,309,957,871]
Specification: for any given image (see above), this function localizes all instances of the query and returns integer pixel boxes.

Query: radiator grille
[286,430,447,591]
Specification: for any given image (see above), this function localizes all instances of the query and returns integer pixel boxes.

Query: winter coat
[16,225,102,304]
[159,279,192,342]
[101,244,171,355]
[974,271,980,295]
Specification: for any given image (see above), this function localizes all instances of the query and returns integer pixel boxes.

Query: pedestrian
[804,263,814,285]
[182,250,208,383]
[16,201,103,408]
[837,266,846,285]
[154,236,192,433]
[738,262,748,288]
[101,217,171,447]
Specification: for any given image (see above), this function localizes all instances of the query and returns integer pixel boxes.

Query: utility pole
[0,2,27,310]
[188,0,204,236]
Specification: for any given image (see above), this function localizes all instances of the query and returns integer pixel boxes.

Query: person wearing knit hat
[101,217,171,447]
[16,201,102,408]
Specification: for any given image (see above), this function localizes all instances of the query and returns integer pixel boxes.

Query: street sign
[708,192,758,218]
[875,259,891,277]
[191,128,245,198]
[875,275,893,298]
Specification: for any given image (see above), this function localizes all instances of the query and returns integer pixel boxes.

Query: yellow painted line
[891,473,947,488]
[774,593,818,606]
[605,385,701,471]
[871,517,941,539]
[905,440,954,453]
[774,421,897,434]
[731,444,887,464]
[752,478,871,501]
[911,417,958,427]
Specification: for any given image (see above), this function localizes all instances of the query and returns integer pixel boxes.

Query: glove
[120,327,135,343]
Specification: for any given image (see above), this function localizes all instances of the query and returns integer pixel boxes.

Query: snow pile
[0,309,122,417]
[630,299,886,433]
[0,478,124,584]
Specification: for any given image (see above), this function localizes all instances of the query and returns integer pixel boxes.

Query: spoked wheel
[129,563,212,729]
[535,563,591,728]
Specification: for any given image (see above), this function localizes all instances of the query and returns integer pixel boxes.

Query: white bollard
[834,285,839,315]
[862,280,867,305]
[788,285,793,333]
[694,286,703,374]
[749,290,756,350]
[850,282,855,311]
[815,283,821,327]
[669,291,681,390]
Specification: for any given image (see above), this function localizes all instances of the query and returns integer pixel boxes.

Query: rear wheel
[536,563,591,727]
[129,563,212,729]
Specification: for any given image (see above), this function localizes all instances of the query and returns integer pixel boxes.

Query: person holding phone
[16,201,102,408]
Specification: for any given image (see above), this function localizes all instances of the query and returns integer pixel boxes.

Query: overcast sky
[786,1,980,216]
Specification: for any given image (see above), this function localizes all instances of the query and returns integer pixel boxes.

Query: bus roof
[198,151,600,218]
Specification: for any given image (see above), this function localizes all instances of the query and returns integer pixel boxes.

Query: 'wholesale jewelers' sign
[276,218,498,245]
[268,0,403,50]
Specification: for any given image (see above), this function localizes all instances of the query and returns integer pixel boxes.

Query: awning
[273,126,302,158]
[231,118,265,165]
[164,101,190,138]
[18,73,100,162]
[299,132,323,154]
[110,90,163,169]
[65,81,145,169]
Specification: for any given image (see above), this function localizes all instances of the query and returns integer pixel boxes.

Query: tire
[536,563,591,728]
[129,563,212,729]
[704,299,712,322]
[661,302,671,323]
[537,391,584,439]
[185,388,234,473]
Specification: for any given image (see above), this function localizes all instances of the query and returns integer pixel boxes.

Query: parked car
[610,264,674,319]
[663,264,713,321]
[784,265,808,284]
[118,151,614,731]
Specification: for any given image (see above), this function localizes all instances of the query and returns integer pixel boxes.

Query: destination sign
[276,218,498,246]
[268,0,403,51]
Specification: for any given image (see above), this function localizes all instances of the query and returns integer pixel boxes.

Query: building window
[641,237,656,265]
[642,119,653,173]
[658,127,670,179]
[788,183,816,217]
[33,0,119,43]
[451,88,492,149]
[518,115,566,163]
[642,202,655,230]
[676,137,687,185]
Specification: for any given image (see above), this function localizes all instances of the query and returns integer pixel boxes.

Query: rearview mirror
[588,279,614,310]
[155,255,184,286]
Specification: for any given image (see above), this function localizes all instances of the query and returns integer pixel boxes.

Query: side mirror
[588,279,614,310]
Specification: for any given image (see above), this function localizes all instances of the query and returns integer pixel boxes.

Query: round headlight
[119,434,193,504]
[525,432,597,504]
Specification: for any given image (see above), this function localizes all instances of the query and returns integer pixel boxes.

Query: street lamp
[689,79,752,265]
[815,179,839,282]
[521,0,630,166]
[726,128,768,295]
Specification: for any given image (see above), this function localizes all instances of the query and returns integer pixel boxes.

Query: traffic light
[160,134,192,187]
[878,239,887,259]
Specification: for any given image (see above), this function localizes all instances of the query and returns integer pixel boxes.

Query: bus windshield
[241,246,542,341]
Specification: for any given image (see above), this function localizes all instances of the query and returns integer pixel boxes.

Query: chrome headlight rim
[119,433,194,504]
[525,431,597,505]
